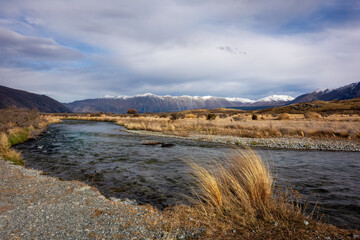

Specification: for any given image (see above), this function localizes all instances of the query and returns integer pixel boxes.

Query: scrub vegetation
[0,108,61,165]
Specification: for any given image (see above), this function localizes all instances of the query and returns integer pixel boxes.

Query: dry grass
[276,113,291,120]
[113,114,360,141]
[0,108,61,165]
[0,132,23,165]
[187,149,304,226]
[304,111,321,119]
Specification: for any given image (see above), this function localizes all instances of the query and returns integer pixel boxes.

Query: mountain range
[1,82,359,113]
[64,94,294,113]
[64,82,360,113]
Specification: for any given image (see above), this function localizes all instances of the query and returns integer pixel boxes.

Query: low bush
[170,112,185,120]
[206,113,217,120]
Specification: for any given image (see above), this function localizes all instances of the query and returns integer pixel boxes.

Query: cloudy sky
[0,0,359,102]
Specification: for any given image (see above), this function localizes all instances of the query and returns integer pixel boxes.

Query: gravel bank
[126,130,360,152]
[0,159,199,240]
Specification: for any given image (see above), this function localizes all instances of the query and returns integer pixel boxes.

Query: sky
[0,0,359,102]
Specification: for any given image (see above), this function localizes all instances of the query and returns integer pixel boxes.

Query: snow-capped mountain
[65,93,293,113]
[64,81,360,113]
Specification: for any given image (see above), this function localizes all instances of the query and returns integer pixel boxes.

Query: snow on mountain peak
[257,95,294,102]
[102,93,294,103]
[225,97,255,103]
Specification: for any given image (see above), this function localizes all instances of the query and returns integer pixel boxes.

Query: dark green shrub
[207,113,217,120]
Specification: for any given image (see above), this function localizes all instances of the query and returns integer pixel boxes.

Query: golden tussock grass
[304,111,322,119]
[187,149,305,226]
[0,132,23,165]
[114,115,360,141]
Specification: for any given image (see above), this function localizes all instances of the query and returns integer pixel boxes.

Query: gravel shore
[0,159,198,240]
[127,130,360,152]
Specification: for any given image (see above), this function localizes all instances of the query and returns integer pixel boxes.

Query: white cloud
[0,0,359,101]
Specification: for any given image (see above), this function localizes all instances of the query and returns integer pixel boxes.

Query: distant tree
[127,108,138,115]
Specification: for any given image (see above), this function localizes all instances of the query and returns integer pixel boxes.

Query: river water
[15,120,360,229]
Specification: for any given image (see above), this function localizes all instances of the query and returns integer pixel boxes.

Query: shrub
[127,108,138,115]
[206,113,217,120]
[252,114,258,120]
[170,112,185,120]
[159,113,168,118]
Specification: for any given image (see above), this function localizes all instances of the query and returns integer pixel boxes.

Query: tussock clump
[189,149,306,227]
[276,113,291,120]
[304,112,321,119]
[0,132,23,165]
[185,114,197,119]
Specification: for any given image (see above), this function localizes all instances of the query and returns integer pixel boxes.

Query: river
[15,120,360,229]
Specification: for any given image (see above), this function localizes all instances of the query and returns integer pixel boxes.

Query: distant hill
[64,93,294,113]
[0,85,71,113]
[292,82,360,103]
[259,98,360,115]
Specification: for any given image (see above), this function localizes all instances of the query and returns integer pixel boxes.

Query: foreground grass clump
[181,149,313,237]
[190,150,302,223]
[0,132,23,165]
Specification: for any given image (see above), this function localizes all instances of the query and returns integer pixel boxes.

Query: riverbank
[126,129,360,152]
[1,157,359,239]
[0,158,198,239]
[57,114,360,151]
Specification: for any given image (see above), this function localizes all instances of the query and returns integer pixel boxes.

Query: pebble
[304,220,309,226]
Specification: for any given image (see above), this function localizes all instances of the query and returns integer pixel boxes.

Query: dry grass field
[56,99,360,142]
